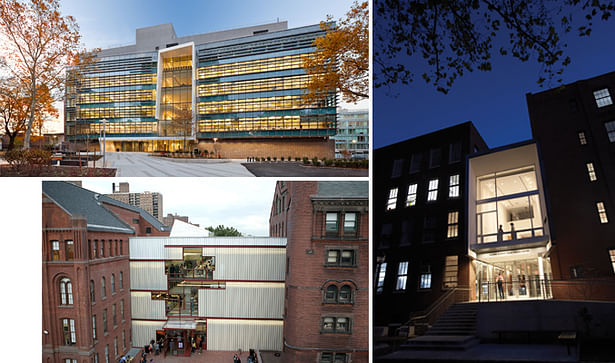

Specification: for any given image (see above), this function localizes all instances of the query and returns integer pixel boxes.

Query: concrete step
[401,335,480,351]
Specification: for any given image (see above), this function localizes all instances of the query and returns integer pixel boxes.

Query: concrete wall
[476,300,615,340]
[196,138,335,159]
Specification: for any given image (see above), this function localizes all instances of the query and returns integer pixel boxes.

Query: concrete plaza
[102,152,254,177]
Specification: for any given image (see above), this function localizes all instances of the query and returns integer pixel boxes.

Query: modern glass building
[333,108,369,159]
[65,22,337,158]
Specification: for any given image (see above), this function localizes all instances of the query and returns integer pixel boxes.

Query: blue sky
[60,0,356,50]
[374,9,615,149]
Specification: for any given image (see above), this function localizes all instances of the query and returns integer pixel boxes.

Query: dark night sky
[374,9,615,150]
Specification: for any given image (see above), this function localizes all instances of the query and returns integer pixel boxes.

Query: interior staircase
[402,303,479,351]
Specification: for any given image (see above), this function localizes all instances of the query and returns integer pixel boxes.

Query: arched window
[339,285,352,303]
[101,276,106,298]
[59,278,73,305]
[111,274,116,294]
[325,285,337,302]
[90,280,95,303]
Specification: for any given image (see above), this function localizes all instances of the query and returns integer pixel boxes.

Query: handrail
[406,285,471,332]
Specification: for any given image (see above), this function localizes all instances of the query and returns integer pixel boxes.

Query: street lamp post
[213,137,218,158]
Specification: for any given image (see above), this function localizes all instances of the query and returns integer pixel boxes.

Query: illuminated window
[62,318,76,345]
[586,163,597,181]
[443,256,459,288]
[447,211,459,238]
[597,202,609,223]
[449,174,460,198]
[59,278,73,305]
[609,250,615,274]
[578,132,587,145]
[396,261,409,290]
[406,184,418,207]
[51,241,60,260]
[427,179,439,201]
[605,121,615,142]
[376,262,387,294]
[594,88,613,108]
[387,188,398,210]
[65,240,74,260]
[419,265,432,289]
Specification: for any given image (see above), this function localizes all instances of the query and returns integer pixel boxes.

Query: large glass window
[447,212,459,238]
[427,179,438,201]
[586,163,597,181]
[406,184,418,207]
[62,318,76,345]
[387,188,398,210]
[449,175,460,198]
[476,167,543,243]
[59,278,73,305]
[597,202,609,223]
[594,88,613,108]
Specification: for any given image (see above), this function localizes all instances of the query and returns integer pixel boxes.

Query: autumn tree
[375,0,615,93]
[206,225,243,237]
[303,1,369,104]
[0,0,85,149]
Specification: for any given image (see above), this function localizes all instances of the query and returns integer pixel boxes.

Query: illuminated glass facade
[65,22,337,154]
[334,108,369,159]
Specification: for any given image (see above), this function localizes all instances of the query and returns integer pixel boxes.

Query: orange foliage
[303,1,369,104]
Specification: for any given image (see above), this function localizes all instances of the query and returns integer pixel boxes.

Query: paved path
[104,152,254,177]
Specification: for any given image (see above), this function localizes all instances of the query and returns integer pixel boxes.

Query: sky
[374,6,615,149]
[40,0,365,133]
[82,178,278,236]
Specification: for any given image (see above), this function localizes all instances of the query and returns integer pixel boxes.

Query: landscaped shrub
[311,156,320,166]
[273,156,277,161]
[288,156,292,162]
[267,156,271,161]
[295,156,301,161]
[302,157,310,165]
[280,156,284,161]
[324,158,333,167]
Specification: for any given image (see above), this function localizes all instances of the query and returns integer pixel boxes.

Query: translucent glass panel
[76,121,157,135]
[198,75,311,97]
[78,89,156,104]
[198,115,334,133]
[477,167,537,199]
[79,73,156,88]
[476,194,543,243]
[198,95,308,114]
[162,55,192,70]
[197,53,313,79]
[77,106,155,119]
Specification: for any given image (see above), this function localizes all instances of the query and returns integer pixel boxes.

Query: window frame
[321,316,351,334]
[386,188,398,210]
[427,179,439,202]
[419,265,432,290]
[59,277,73,305]
[376,262,387,294]
[586,162,597,181]
[406,183,418,207]
[65,240,74,260]
[594,88,613,108]
[449,174,460,198]
[325,249,357,267]
[396,261,409,291]
[62,318,76,345]
[325,212,339,234]
[51,240,60,261]
[597,202,609,223]
[343,212,357,234]
[447,211,460,239]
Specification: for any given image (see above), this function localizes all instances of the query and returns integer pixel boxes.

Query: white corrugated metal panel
[132,320,165,347]
[130,261,167,290]
[198,282,284,319]
[207,319,283,351]
[204,247,286,281]
[166,236,286,246]
[131,292,166,320]
[130,237,166,259]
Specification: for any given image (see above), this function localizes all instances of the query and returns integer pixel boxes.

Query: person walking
[496,272,505,299]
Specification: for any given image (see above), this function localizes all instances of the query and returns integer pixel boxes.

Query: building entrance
[473,253,552,302]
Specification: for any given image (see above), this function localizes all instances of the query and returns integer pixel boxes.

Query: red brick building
[42,181,170,363]
[270,181,369,363]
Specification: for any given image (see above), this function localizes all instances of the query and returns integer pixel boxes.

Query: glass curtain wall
[159,54,193,149]
[475,166,544,244]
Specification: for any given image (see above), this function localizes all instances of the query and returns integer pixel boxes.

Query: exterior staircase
[401,303,479,351]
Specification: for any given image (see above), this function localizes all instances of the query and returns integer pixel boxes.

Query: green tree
[206,225,243,237]
[375,0,614,93]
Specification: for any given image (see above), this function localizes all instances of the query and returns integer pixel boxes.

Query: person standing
[496,272,505,299]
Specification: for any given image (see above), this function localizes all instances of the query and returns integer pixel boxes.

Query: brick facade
[271,182,368,363]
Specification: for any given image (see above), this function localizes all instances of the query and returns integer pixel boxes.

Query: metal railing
[406,286,471,335]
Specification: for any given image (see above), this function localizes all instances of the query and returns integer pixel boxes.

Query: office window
[396,261,409,290]
[120,299,125,320]
[325,285,337,302]
[449,142,462,163]
[406,184,418,207]
[59,277,73,305]
[427,179,438,201]
[320,352,348,363]
[409,152,422,173]
[419,265,432,289]
[62,318,76,345]
[90,280,95,303]
[101,277,106,298]
[391,159,404,178]
[597,202,609,223]
[65,240,74,260]
[594,88,613,108]
[447,211,459,238]
[376,262,387,294]
[387,188,398,210]
[111,274,116,294]
[339,285,352,303]
[578,132,587,145]
[429,147,441,168]
[92,315,97,340]
[605,120,615,142]
[448,174,460,198]
[443,256,459,288]
[343,213,356,233]
[586,163,597,181]
[609,250,615,274]
[322,317,350,333]
[51,241,60,260]
[103,309,108,333]
[324,212,338,235]
[120,271,124,289]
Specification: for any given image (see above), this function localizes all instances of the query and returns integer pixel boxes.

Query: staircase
[401,303,479,351]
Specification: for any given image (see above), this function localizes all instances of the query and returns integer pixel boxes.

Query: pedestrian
[233,353,238,363]
[496,272,505,299]
[510,222,516,239]
[497,225,504,241]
